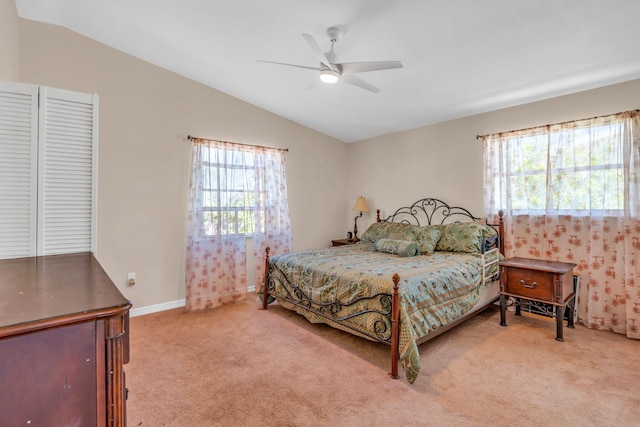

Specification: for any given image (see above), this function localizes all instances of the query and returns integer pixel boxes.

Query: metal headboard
[377,197,481,226]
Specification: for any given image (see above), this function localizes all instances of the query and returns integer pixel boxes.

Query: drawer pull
[519,279,537,289]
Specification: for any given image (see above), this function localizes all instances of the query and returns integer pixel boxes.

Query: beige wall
[348,79,640,232]
[0,0,20,81]
[18,19,349,309]
[13,14,640,311]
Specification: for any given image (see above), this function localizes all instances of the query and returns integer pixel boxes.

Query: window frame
[198,150,267,238]
[492,120,629,216]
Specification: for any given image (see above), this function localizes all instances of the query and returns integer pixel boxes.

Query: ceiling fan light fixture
[320,69,339,84]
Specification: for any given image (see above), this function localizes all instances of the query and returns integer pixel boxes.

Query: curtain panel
[185,139,292,311]
[483,111,640,338]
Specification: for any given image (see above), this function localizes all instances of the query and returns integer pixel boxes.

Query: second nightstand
[331,238,358,247]
[499,257,577,341]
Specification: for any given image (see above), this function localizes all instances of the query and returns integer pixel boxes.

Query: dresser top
[0,252,130,337]
[499,256,577,274]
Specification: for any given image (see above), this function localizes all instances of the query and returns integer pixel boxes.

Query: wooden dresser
[0,253,131,426]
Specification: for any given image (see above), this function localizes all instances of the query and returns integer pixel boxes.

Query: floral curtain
[185,138,292,311]
[483,111,640,338]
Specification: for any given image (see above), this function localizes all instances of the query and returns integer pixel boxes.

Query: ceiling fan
[257,26,403,93]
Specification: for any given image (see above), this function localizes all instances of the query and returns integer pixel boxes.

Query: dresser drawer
[504,267,554,301]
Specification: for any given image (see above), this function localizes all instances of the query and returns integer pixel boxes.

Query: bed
[261,197,504,383]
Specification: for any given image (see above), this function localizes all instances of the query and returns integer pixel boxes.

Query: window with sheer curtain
[483,110,640,338]
[185,138,292,311]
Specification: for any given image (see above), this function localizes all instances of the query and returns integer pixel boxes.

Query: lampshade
[352,196,369,213]
[320,69,339,84]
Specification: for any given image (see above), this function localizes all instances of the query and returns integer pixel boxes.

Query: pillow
[416,226,443,254]
[360,222,420,243]
[435,222,497,253]
[374,238,421,257]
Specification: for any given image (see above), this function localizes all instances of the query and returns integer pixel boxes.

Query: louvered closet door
[0,82,38,259]
[37,87,98,256]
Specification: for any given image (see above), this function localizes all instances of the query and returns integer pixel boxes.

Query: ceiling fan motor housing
[326,26,343,42]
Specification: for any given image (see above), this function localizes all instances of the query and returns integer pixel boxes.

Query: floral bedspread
[267,243,491,383]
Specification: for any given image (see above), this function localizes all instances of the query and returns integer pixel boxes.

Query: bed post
[390,273,400,379]
[262,247,271,310]
[376,209,381,223]
[498,210,505,256]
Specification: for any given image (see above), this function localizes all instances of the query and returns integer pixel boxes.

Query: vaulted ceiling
[15,0,640,142]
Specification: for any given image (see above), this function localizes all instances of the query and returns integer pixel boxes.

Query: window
[200,146,263,236]
[484,112,638,217]
[185,137,292,311]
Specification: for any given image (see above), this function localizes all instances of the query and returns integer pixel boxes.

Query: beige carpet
[126,296,639,426]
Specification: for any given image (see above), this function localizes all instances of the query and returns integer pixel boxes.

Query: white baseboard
[130,299,186,317]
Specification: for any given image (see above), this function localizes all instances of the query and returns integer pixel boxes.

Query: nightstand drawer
[504,268,554,301]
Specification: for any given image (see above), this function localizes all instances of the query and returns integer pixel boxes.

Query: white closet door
[37,87,98,256]
[0,82,38,259]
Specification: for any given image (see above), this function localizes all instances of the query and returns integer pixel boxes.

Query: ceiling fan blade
[339,61,403,75]
[341,74,380,93]
[302,33,336,71]
[256,60,320,71]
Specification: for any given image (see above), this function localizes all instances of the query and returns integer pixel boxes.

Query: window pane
[203,190,218,208]
[511,136,547,173]
[226,167,245,191]
[203,210,218,235]
[202,165,219,190]
[590,169,624,210]
[201,209,269,236]
[238,209,254,234]
[511,172,546,210]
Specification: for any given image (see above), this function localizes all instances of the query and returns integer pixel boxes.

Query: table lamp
[351,196,370,241]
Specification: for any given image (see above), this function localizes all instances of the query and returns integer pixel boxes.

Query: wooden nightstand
[331,238,358,246]
[499,257,577,341]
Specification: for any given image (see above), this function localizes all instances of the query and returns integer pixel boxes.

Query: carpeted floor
[126,296,640,426]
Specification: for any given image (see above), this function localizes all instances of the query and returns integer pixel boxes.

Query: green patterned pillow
[416,226,443,254]
[435,223,497,253]
[360,222,420,243]
[374,238,421,257]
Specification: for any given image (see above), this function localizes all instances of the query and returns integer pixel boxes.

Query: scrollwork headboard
[376,198,480,226]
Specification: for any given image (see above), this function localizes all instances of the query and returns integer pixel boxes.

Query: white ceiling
[15,0,640,143]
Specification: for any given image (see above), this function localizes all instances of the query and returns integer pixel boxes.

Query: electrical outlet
[128,272,136,285]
